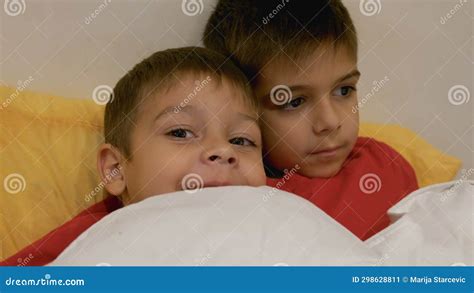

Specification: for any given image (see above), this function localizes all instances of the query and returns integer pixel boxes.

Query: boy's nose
[311,98,342,134]
[202,145,238,166]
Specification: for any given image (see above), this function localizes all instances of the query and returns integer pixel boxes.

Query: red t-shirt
[267,137,418,240]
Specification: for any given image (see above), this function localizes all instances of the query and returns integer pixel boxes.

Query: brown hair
[104,46,256,159]
[203,0,357,80]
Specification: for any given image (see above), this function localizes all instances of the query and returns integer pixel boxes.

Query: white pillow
[366,180,473,266]
[51,186,378,266]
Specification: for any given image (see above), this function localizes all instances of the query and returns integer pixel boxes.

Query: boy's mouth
[309,145,343,158]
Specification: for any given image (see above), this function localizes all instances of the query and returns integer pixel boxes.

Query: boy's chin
[299,162,344,178]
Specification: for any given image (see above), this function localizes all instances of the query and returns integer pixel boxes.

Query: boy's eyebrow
[333,69,361,85]
[285,69,361,93]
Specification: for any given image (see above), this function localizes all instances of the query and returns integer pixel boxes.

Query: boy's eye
[281,97,305,110]
[167,128,195,139]
[229,137,256,147]
[333,86,356,97]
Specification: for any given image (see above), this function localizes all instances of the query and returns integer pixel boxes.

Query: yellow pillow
[0,86,106,261]
[0,86,461,261]
[359,123,461,188]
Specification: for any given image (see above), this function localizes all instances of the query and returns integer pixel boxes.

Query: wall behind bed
[1,0,472,173]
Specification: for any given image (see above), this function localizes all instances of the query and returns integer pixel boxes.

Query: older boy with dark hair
[203,0,418,240]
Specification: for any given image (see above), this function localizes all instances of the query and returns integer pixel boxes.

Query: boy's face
[122,74,266,203]
[254,45,360,178]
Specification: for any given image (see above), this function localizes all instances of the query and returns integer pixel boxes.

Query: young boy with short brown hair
[99,46,266,204]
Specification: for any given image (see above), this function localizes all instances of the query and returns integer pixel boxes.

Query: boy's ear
[97,143,127,197]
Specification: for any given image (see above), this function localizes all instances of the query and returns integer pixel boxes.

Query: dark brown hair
[203,0,357,80]
[104,46,256,159]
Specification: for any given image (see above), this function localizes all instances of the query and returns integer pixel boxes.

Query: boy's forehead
[256,45,357,91]
[136,73,213,111]
[273,44,355,74]
[138,74,257,121]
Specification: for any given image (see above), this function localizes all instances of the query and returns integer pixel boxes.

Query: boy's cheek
[261,117,294,143]
[262,120,307,150]
[261,111,291,128]
[246,161,267,186]
[242,152,266,175]
[264,143,301,171]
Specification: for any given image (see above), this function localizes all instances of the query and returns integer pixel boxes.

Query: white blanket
[52,186,377,266]
[366,180,473,266]
[52,181,473,266]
